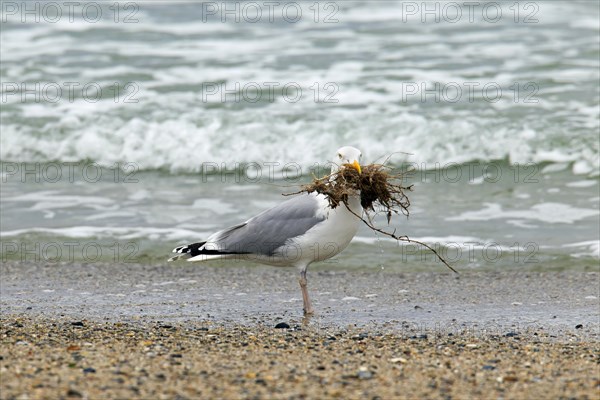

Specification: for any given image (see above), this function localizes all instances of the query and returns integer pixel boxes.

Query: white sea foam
[446,203,599,224]
[562,241,600,259]
[1,2,598,174]
[352,235,489,247]
[1,226,206,242]
[566,180,598,188]
[3,191,114,210]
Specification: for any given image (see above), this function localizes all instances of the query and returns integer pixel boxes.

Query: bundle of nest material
[300,164,412,219]
[290,163,457,273]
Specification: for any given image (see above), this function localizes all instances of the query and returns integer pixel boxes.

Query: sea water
[1,1,598,271]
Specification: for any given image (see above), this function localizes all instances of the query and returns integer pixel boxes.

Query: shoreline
[1,262,599,334]
[1,262,599,398]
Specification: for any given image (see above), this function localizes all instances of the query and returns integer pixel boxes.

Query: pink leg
[299,270,314,315]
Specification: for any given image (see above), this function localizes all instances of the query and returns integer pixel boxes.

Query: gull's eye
[338,153,342,159]
[359,153,362,159]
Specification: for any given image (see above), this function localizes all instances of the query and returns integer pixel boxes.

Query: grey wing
[207,193,325,256]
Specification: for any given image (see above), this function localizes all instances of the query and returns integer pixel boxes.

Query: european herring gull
[170,146,363,315]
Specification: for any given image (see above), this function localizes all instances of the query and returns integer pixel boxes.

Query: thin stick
[371,150,415,167]
[283,163,457,274]
[344,204,459,274]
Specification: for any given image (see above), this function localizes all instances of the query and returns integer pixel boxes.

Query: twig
[283,163,457,274]
[372,150,415,167]
[344,204,459,274]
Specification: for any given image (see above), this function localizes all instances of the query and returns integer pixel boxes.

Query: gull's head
[331,146,362,175]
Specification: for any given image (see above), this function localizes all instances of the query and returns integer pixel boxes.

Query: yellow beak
[351,159,362,175]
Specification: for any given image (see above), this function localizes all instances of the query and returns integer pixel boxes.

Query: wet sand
[1,262,599,399]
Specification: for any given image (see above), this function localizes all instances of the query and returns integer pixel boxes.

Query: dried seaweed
[285,163,457,274]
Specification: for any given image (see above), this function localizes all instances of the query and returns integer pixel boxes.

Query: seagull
[169,146,363,315]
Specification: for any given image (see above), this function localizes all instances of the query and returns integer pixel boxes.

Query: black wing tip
[172,245,187,254]
[172,241,207,255]
[171,241,252,258]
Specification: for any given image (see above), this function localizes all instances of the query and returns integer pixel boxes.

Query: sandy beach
[1,314,598,400]
[1,262,599,399]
